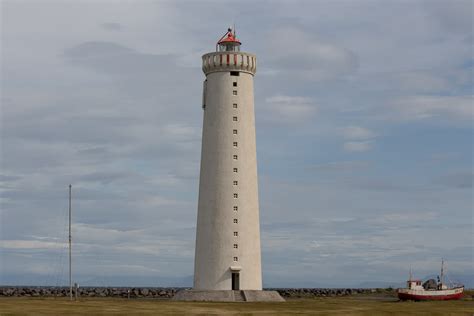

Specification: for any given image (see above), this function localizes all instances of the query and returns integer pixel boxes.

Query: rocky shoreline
[0,286,394,299]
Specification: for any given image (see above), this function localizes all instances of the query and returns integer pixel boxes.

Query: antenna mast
[69,184,72,301]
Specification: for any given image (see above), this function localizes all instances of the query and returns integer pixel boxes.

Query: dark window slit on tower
[230,71,240,76]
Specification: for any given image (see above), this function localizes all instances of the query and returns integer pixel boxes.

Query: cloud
[263,95,317,123]
[424,0,473,34]
[0,174,22,182]
[430,152,460,163]
[310,161,371,172]
[63,41,186,82]
[78,171,136,185]
[389,95,473,121]
[340,126,376,152]
[343,141,373,152]
[342,126,376,140]
[370,211,438,225]
[264,26,358,81]
[64,41,133,59]
[434,171,473,189]
[396,71,451,93]
[0,240,63,250]
[101,22,122,31]
[1,0,472,288]
[353,179,409,192]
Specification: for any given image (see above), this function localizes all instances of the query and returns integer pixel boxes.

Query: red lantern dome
[216,28,241,52]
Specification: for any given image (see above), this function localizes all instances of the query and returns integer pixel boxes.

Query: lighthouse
[195,29,260,291]
[174,28,283,302]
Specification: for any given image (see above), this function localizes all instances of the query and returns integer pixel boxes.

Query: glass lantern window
[219,44,240,52]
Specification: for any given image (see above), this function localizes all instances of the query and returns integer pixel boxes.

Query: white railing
[202,52,257,75]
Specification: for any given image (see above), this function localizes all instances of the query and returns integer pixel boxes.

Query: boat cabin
[439,283,448,290]
[407,280,423,290]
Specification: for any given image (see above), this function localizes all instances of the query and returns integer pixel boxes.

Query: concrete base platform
[172,290,285,302]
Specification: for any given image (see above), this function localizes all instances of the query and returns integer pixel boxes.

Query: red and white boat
[397,260,464,301]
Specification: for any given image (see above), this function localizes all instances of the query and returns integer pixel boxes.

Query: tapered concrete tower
[195,29,260,291]
[173,29,283,302]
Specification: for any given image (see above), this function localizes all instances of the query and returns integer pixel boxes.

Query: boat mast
[440,258,444,285]
[69,184,72,301]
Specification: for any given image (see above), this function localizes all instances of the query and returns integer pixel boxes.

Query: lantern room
[217,28,241,52]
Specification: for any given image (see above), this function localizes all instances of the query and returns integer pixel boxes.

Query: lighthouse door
[232,272,240,290]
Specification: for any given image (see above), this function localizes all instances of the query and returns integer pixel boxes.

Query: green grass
[1,295,473,315]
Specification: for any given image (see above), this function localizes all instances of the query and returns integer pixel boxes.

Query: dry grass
[0,294,473,315]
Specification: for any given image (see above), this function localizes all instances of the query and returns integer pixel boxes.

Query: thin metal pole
[69,184,72,301]
[440,258,444,285]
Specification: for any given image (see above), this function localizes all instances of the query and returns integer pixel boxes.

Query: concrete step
[233,290,246,302]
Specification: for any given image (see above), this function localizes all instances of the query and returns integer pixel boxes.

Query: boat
[397,260,464,301]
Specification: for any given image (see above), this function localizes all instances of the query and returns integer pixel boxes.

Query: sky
[0,0,472,288]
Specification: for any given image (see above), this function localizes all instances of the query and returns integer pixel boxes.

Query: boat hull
[397,287,464,301]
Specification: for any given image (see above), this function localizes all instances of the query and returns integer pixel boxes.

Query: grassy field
[1,295,473,315]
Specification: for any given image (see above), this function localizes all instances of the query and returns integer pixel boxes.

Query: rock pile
[0,286,392,298]
[272,288,390,298]
[0,287,179,298]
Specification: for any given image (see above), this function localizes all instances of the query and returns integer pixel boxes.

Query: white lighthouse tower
[195,29,260,291]
[174,29,283,302]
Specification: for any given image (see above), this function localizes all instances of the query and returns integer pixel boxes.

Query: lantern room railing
[202,51,256,76]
